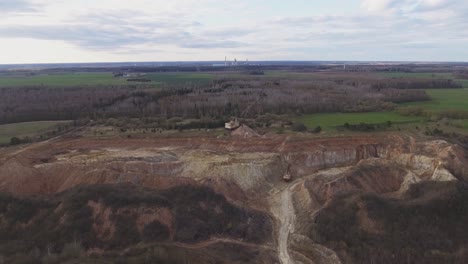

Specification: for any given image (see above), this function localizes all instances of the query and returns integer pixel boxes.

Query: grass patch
[0,72,128,87]
[398,89,468,132]
[0,121,69,145]
[145,73,214,86]
[0,72,215,88]
[297,112,424,131]
[403,89,468,112]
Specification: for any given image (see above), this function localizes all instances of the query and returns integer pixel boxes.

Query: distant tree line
[371,78,461,90]
[0,73,448,124]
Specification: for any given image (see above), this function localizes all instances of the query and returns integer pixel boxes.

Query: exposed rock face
[0,134,467,263]
[304,159,408,203]
[1,135,465,198]
[180,150,285,193]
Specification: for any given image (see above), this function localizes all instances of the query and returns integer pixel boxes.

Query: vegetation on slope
[0,184,273,263]
[314,181,468,264]
[0,121,71,145]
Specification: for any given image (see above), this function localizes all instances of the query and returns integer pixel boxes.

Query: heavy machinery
[225,97,260,131]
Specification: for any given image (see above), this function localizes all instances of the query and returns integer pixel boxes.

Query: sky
[0,0,467,64]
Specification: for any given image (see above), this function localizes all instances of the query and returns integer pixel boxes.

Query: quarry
[1,132,467,263]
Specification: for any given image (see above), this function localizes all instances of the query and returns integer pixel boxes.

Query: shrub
[9,137,22,146]
[291,122,307,132]
[312,126,322,133]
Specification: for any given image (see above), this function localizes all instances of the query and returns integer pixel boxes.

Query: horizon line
[1,59,468,67]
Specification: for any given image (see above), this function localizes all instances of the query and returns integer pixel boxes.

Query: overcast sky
[0,0,467,63]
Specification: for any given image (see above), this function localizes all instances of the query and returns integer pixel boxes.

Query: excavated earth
[0,133,468,263]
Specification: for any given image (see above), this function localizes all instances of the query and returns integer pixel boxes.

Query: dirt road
[278,180,302,264]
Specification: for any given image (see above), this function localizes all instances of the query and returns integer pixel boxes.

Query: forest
[0,66,461,125]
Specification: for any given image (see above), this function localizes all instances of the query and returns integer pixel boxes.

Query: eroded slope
[0,184,275,263]
[0,134,467,263]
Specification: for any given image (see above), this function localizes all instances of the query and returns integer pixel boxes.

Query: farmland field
[146,73,214,86]
[0,72,215,87]
[296,112,425,131]
[0,73,127,87]
[298,87,468,132]
[0,121,69,145]
[403,88,468,112]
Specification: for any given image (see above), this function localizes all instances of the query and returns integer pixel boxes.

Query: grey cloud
[275,15,344,26]
[180,39,245,49]
[0,10,247,51]
[0,21,246,51]
[0,1,253,50]
[389,0,459,14]
[0,0,38,13]
[201,28,254,38]
[412,0,456,12]
[273,10,462,55]
[76,11,201,30]
[2,1,466,60]
[0,25,151,49]
[361,0,462,16]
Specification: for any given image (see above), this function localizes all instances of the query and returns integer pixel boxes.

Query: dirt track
[278,181,299,264]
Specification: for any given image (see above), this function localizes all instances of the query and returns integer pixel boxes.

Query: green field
[0,73,128,87]
[146,73,214,86]
[297,112,425,131]
[298,88,468,132]
[403,89,468,112]
[0,121,69,145]
[0,72,215,87]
